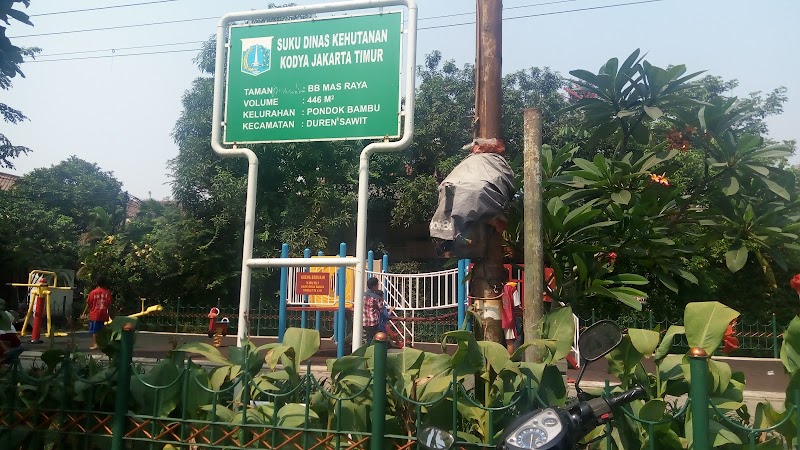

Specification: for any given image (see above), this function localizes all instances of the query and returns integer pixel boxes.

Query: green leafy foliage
[683,302,739,356]
[499,49,800,324]
[0,0,41,168]
[780,316,800,373]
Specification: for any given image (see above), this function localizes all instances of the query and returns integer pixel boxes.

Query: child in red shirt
[81,276,112,350]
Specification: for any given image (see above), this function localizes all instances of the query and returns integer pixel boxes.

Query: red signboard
[295,272,332,296]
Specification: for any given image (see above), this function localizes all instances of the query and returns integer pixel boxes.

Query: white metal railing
[366,268,460,346]
[285,265,580,361]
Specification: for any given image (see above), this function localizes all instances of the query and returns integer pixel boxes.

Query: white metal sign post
[210,0,418,354]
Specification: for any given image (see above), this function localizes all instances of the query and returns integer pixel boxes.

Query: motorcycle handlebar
[605,385,648,410]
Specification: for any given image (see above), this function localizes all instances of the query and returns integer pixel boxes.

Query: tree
[0,187,77,271]
[12,156,128,234]
[78,200,228,308]
[0,157,128,304]
[0,0,40,168]
[526,49,799,322]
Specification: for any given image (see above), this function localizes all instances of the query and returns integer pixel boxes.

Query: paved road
[22,330,790,395]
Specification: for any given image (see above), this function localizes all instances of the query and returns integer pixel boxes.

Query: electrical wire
[419,0,581,21]
[36,41,206,58]
[30,0,584,58]
[23,0,670,62]
[30,0,182,17]
[419,0,666,30]
[12,16,218,38]
[14,0,659,39]
[25,48,200,63]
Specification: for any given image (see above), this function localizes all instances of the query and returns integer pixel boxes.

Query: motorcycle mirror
[417,426,455,450]
[574,320,623,401]
[578,320,623,362]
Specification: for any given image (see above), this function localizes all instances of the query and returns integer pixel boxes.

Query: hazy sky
[4,0,799,200]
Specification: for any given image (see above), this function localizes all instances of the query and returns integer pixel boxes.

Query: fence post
[337,242,347,358]
[795,390,800,446]
[371,332,388,450]
[278,243,289,342]
[317,250,324,332]
[772,313,779,359]
[111,322,136,450]
[648,309,654,330]
[457,259,466,329]
[256,294,263,337]
[688,347,711,450]
[465,258,472,332]
[175,296,181,334]
[302,248,311,328]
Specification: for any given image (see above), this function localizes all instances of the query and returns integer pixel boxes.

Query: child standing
[81,276,112,350]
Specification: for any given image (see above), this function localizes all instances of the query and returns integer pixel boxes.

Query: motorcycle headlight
[506,409,563,449]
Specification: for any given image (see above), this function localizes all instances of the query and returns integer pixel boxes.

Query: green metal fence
[137,303,785,358]
[4,324,796,450]
[136,302,459,344]
[0,352,117,449]
[601,350,800,450]
[581,310,785,358]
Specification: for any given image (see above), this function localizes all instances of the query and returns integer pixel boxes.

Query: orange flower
[721,321,739,355]
[649,173,670,187]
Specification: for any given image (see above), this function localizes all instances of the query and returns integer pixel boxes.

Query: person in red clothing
[81,275,113,350]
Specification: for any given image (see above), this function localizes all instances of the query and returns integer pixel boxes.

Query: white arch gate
[286,266,580,362]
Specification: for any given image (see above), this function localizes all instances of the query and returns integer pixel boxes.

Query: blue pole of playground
[457,259,466,329]
[337,242,347,358]
[367,250,374,273]
[316,250,323,332]
[278,243,289,342]
[302,248,310,328]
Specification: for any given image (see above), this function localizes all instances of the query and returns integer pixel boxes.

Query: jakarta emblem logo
[241,37,273,76]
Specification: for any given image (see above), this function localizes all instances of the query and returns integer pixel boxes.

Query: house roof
[0,171,19,191]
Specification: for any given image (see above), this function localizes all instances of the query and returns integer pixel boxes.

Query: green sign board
[224,13,402,144]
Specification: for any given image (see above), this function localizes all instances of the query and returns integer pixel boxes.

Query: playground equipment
[207,306,229,347]
[280,247,581,362]
[105,298,164,325]
[12,271,72,343]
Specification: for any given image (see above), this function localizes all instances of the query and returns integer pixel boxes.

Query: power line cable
[13,16,217,38]
[37,41,205,57]
[29,0,582,57]
[26,48,200,63]
[30,0,181,17]
[419,0,667,30]
[12,0,602,39]
[25,0,669,62]
[419,0,581,21]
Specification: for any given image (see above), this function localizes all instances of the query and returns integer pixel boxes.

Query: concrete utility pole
[523,109,544,363]
[471,0,505,343]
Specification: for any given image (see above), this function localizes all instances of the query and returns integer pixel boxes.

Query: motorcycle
[418,320,647,450]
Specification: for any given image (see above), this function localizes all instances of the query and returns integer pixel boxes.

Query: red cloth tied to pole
[465,138,506,155]
[501,282,519,332]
